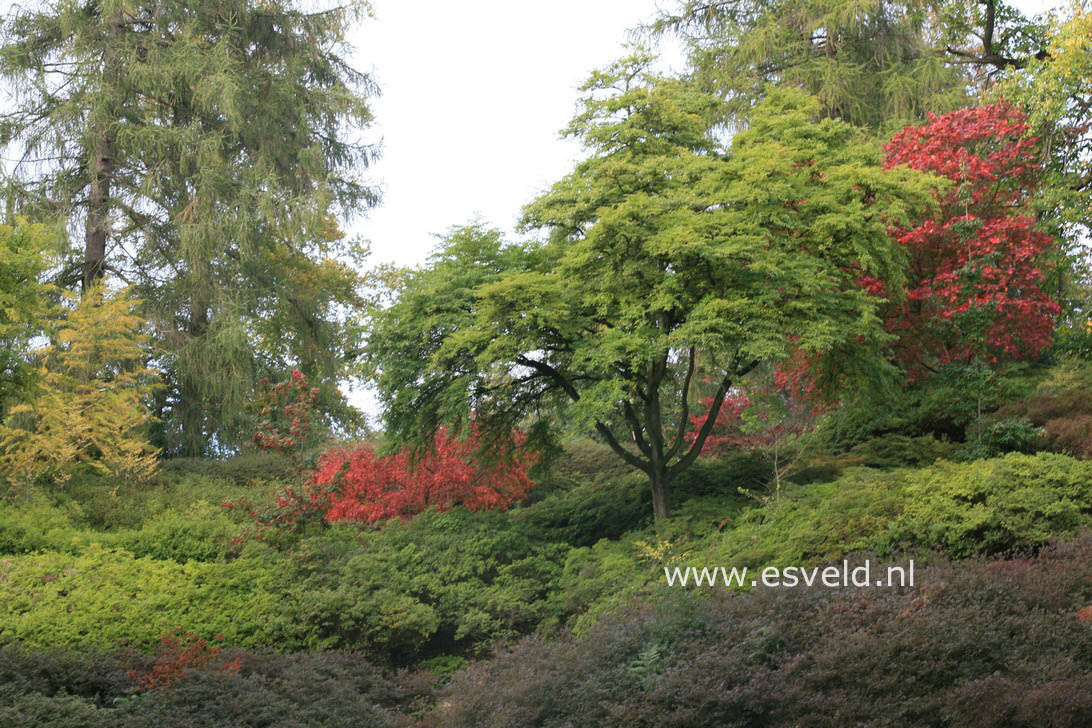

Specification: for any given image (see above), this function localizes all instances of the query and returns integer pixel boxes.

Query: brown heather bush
[998,359,1092,458]
[425,534,1092,728]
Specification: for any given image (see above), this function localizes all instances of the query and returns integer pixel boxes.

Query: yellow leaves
[633,538,691,566]
[0,283,160,489]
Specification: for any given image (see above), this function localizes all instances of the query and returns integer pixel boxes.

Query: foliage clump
[431,535,1092,728]
[0,285,159,488]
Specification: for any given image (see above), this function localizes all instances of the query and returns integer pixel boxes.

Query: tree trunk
[82,15,120,292]
[177,298,211,457]
[83,132,113,291]
[651,467,671,521]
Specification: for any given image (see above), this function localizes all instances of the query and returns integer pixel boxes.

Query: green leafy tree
[0,283,159,487]
[0,217,55,415]
[996,4,1092,351]
[0,0,378,455]
[367,59,934,520]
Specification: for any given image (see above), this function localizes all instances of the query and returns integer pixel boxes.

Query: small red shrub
[316,427,536,523]
[128,627,242,691]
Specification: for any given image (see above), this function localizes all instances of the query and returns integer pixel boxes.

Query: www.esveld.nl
[664,560,915,589]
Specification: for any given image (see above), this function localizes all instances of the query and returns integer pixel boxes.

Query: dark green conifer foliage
[0,0,378,455]
[654,0,1051,130]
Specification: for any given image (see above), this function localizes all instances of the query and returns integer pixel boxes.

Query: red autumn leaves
[314,428,535,523]
[246,369,536,528]
[875,102,1059,372]
[694,103,1059,445]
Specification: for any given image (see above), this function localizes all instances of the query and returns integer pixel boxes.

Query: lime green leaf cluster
[0,285,159,487]
[0,544,285,650]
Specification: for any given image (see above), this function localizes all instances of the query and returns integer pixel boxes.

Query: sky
[347,0,683,269]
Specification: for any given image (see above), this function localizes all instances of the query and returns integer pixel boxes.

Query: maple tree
[870,103,1060,375]
[315,428,536,524]
[366,67,934,521]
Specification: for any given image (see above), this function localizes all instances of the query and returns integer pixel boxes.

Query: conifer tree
[0,0,378,455]
[654,0,1050,130]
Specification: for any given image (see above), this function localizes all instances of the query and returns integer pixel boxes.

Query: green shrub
[701,453,1092,568]
[891,453,1092,557]
[848,434,956,468]
[0,544,289,650]
[0,490,90,555]
[701,467,907,569]
[960,417,1045,460]
[511,473,650,547]
[273,509,570,661]
[113,501,240,562]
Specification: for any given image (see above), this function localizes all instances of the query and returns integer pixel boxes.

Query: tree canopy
[654,0,1052,130]
[367,58,936,519]
[0,0,379,455]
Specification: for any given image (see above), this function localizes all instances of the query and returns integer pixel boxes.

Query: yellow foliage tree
[0,284,159,486]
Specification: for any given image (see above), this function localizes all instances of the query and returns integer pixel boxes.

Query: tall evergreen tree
[0,0,378,455]
[653,0,1051,130]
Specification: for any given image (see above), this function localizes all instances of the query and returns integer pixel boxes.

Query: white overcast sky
[347,0,682,267]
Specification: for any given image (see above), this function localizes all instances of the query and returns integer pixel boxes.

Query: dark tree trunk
[82,16,120,292]
[651,467,671,521]
[83,132,113,291]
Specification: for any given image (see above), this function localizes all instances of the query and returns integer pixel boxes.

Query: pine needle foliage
[0,0,379,455]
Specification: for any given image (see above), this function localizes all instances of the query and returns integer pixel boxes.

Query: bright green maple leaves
[368,58,937,517]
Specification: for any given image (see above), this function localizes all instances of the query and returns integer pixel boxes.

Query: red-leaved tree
[314,428,535,523]
[872,103,1060,374]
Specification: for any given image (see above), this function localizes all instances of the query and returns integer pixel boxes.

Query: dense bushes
[511,474,650,547]
[891,453,1092,556]
[0,544,288,650]
[998,358,1092,458]
[428,535,1092,728]
[0,645,431,727]
[274,509,569,662]
[698,453,1092,569]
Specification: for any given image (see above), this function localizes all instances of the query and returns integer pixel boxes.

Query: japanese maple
[315,427,535,523]
[873,103,1060,374]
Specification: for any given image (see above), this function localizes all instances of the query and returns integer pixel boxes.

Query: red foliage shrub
[127,627,242,691]
[252,368,320,458]
[870,103,1060,374]
[316,427,536,523]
